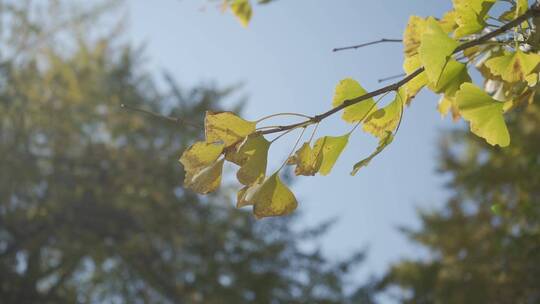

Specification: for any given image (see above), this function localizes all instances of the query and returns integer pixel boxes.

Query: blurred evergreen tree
[0,1,363,303]
[379,92,540,303]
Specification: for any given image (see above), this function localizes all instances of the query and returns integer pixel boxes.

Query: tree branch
[332,38,402,52]
[260,5,540,136]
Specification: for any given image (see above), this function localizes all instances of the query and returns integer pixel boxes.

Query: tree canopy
[0,2,364,303]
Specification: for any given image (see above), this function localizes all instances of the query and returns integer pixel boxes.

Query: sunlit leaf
[313,133,350,176]
[419,18,459,84]
[363,89,404,139]
[227,134,270,185]
[437,95,460,121]
[179,141,225,194]
[183,159,225,194]
[403,54,428,100]
[453,0,496,38]
[205,111,256,146]
[287,142,323,176]
[229,0,252,27]
[252,173,298,219]
[403,16,429,57]
[332,78,377,123]
[351,132,394,175]
[236,183,262,208]
[428,59,471,96]
[455,83,510,147]
[484,50,540,83]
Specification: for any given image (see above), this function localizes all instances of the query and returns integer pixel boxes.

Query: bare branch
[332,38,402,52]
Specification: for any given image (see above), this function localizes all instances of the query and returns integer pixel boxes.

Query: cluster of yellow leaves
[180,111,298,219]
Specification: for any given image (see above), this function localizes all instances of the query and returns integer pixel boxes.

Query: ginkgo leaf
[453,0,496,38]
[183,159,225,194]
[252,173,298,219]
[403,54,428,100]
[499,0,528,21]
[313,134,350,176]
[351,132,394,175]
[437,95,460,121]
[205,111,256,146]
[455,83,510,147]
[226,134,270,185]
[332,78,377,123]
[229,0,252,27]
[363,89,404,139]
[236,183,262,208]
[180,141,224,172]
[403,16,429,57]
[419,18,459,84]
[179,141,225,194]
[428,59,471,96]
[484,50,540,83]
[439,10,458,33]
[287,142,323,176]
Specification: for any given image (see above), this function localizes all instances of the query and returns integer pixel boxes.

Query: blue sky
[127,0,459,292]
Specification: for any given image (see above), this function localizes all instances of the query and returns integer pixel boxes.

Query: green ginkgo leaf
[332,78,377,123]
[252,173,298,219]
[227,134,270,185]
[428,59,471,96]
[453,0,496,38]
[351,131,394,175]
[287,142,324,176]
[455,83,510,147]
[419,17,459,84]
[313,133,350,176]
[484,50,540,83]
[205,111,256,147]
[403,16,429,57]
[363,89,404,139]
[229,0,252,27]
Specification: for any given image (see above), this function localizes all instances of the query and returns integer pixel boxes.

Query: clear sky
[127,0,458,295]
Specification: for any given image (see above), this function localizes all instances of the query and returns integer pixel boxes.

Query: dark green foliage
[0,2,362,303]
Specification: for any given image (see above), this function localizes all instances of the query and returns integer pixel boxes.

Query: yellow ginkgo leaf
[363,89,404,139]
[484,50,540,83]
[287,142,324,176]
[179,141,225,194]
[226,134,270,185]
[419,18,459,84]
[252,173,298,219]
[205,111,256,147]
[453,0,496,38]
[332,78,377,123]
[183,159,225,194]
[236,183,262,208]
[313,133,350,176]
[455,83,510,147]
[179,141,224,173]
[403,54,428,100]
[403,16,429,57]
[229,0,252,27]
[437,95,461,121]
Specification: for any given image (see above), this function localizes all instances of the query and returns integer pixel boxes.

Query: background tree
[378,90,540,304]
[0,1,364,303]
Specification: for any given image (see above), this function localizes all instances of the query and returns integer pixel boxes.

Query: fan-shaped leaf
[332,78,377,123]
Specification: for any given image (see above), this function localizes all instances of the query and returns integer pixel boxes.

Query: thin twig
[378,73,406,83]
[332,38,402,52]
[120,104,201,129]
